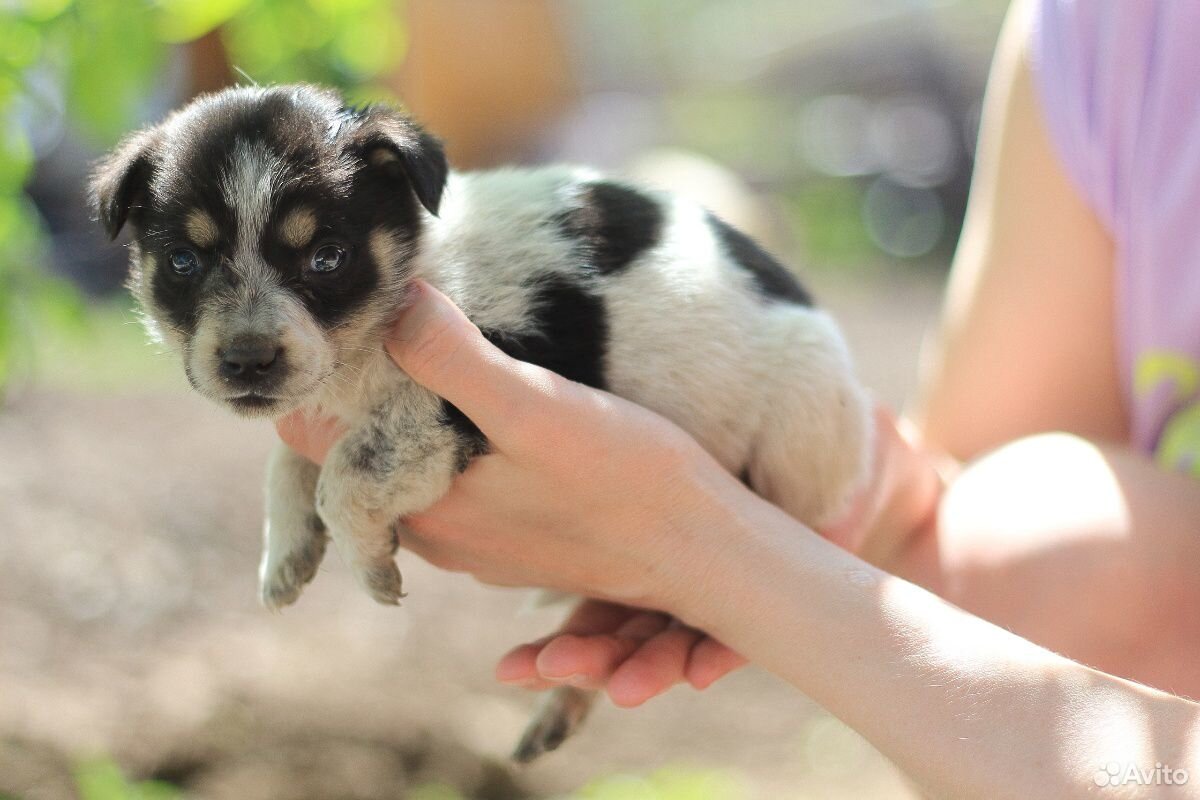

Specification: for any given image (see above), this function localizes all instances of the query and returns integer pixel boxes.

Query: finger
[533,634,642,689]
[495,642,557,690]
[275,410,345,465]
[492,605,636,688]
[607,622,703,708]
[684,637,748,690]
[559,600,640,636]
[384,281,576,449]
[534,613,669,685]
[396,532,473,574]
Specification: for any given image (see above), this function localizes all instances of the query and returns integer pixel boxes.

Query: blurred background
[0,1,1008,797]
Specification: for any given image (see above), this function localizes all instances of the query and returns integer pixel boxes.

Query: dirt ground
[0,270,941,799]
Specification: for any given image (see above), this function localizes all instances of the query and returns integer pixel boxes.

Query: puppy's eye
[310,243,347,273]
[169,248,200,277]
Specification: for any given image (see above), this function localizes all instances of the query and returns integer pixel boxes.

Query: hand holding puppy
[279,281,750,704]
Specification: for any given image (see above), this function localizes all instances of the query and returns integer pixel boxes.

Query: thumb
[385,280,568,447]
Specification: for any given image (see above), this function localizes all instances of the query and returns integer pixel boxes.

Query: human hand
[819,405,949,567]
[493,599,747,707]
[277,279,747,610]
[275,284,945,704]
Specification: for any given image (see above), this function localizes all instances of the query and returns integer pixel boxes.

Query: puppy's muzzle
[219,336,287,391]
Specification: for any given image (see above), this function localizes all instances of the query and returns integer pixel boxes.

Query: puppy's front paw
[360,557,405,606]
[315,488,406,606]
[258,513,327,611]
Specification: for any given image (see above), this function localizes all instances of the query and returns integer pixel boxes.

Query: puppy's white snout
[219,336,285,387]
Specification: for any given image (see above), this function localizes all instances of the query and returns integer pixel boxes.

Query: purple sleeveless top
[1030,0,1200,476]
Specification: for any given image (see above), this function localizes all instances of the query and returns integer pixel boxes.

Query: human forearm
[886,434,1200,696]
[672,485,1200,799]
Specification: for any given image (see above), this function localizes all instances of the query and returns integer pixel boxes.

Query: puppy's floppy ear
[89,128,160,240]
[346,107,448,216]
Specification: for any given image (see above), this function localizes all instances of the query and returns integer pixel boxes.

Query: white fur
[255,166,873,608]
[129,147,874,757]
[132,153,872,603]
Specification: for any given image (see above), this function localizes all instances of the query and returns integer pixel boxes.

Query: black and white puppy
[91,84,872,759]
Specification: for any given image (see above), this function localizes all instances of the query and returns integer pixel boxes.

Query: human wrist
[649,463,827,639]
[632,454,764,622]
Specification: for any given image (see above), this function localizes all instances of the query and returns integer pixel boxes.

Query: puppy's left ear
[348,108,448,216]
[89,127,161,240]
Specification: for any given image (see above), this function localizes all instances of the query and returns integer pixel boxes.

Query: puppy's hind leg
[259,441,328,610]
[747,317,873,529]
[512,686,596,763]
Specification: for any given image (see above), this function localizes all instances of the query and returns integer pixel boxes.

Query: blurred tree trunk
[185,30,234,99]
[393,0,576,168]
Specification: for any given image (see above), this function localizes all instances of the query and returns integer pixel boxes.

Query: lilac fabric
[1030,0,1200,475]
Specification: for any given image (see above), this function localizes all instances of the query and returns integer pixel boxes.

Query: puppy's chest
[314,350,439,430]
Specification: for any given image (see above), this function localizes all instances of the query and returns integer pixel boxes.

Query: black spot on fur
[707,213,813,306]
[441,275,609,464]
[489,275,609,389]
[347,417,397,475]
[556,181,663,275]
[348,438,393,475]
[441,400,489,470]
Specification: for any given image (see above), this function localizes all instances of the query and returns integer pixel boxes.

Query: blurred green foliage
[410,766,746,800]
[574,766,746,800]
[0,0,407,394]
[61,760,745,800]
[74,759,181,800]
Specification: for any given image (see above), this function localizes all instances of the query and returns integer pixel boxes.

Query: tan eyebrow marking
[370,150,399,167]
[279,208,317,249]
[184,209,219,248]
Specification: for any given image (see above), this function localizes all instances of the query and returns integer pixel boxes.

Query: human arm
[285,281,1200,798]
[278,0,1200,713]
[880,0,1200,690]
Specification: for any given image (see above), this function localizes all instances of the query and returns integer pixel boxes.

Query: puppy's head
[90,84,447,418]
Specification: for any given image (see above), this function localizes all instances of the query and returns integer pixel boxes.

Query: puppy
[91,84,872,761]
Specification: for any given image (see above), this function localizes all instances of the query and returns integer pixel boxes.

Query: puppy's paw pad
[361,560,405,606]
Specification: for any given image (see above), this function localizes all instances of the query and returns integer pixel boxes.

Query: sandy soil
[0,271,941,799]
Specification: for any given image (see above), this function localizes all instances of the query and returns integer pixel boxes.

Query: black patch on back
[440,275,610,463]
[706,213,813,306]
[556,181,663,275]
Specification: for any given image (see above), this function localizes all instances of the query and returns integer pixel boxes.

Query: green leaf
[16,0,74,23]
[155,0,253,43]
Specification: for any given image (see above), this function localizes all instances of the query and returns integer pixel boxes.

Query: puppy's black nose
[219,338,284,386]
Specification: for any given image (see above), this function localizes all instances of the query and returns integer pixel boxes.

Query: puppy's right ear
[89,128,160,240]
